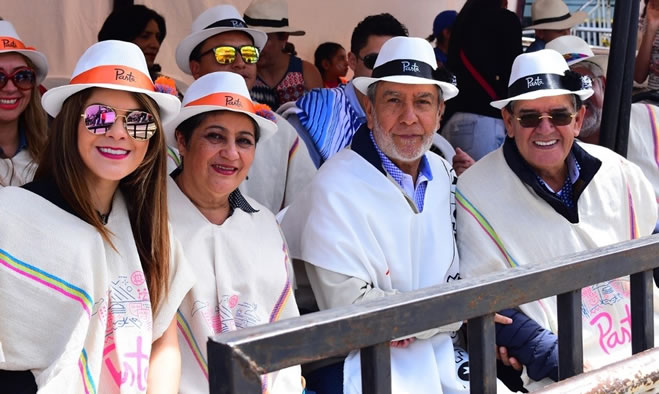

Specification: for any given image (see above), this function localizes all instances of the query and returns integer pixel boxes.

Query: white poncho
[167,177,302,394]
[281,146,467,394]
[457,142,659,373]
[0,186,194,393]
[0,150,37,186]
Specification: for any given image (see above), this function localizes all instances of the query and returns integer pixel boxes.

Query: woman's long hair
[34,88,170,313]
[20,56,48,162]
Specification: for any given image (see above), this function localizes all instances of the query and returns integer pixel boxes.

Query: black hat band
[371,59,434,80]
[205,19,248,29]
[243,15,290,28]
[532,12,572,26]
[507,72,591,98]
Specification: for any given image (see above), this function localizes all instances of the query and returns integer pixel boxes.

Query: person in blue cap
[427,10,457,65]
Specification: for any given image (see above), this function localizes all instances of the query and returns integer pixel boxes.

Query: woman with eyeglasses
[166,71,302,394]
[0,20,48,187]
[0,40,193,393]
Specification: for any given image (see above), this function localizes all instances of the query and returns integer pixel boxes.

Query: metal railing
[574,0,614,47]
[207,236,659,393]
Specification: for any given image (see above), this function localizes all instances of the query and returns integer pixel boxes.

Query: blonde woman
[0,40,193,393]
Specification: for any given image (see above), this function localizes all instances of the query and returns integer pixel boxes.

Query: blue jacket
[496,308,558,382]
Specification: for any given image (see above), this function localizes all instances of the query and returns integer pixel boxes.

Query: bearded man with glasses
[456,49,659,390]
[174,4,315,214]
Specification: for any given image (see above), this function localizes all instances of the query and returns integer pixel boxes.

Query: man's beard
[579,104,602,139]
[371,115,435,163]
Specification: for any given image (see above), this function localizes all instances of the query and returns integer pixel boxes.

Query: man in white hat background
[456,49,659,387]
[281,36,490,393]
[175,4,315,214]
[548,35,659,231]
[243,0,322,111]
[525,0,587,53]
[279,13,409,169]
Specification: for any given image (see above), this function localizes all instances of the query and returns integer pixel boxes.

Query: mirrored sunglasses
[201,45,260,65]
[357,53,378,70]
[81,104,157,141]
[0,68,36,90]
[515,111,577,128]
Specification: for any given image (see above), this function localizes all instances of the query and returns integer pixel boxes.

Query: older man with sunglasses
[174,4,315,213]
[456,49,658,389]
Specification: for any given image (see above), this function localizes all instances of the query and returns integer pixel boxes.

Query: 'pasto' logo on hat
[115,68,137,83]
[526,76,544,88]
[2,39,17,49]
[225,95,242,107]
[402,61,420,73]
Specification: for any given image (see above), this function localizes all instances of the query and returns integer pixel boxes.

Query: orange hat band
[186,92,256,113]
[0,37,29,50]
[70,65,155,92]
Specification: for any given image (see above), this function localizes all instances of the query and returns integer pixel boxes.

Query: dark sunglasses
[200,45,260,65]
[0,68,36,90]
[80,104,157,141]
[357,53,378,70]
[515,111,577,128]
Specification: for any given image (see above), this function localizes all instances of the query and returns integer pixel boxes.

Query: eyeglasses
[357,53,378,70]
[200,45,260,65]
[80,104,157,140]
[515,111,577,128]
[0,68,36,90]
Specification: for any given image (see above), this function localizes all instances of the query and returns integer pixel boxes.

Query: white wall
[6,0,507,86]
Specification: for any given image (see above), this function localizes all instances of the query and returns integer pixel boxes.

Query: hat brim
[248,26,305,35]
[4,49,49,84]
[353,75,459,101]
[567,55,608,74]
[41,83,181,124]
[176,27,268,74]
[490,87,594,109]
[165,105,277,147]
[526,11,587,30]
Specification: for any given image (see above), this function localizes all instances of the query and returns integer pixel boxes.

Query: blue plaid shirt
[535,152,581,209]
[369,131,433,212]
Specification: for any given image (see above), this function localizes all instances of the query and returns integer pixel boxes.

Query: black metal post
[599,0,635,153]
[361,342,392,394]
[631,270,654,354]
[208,341,262,394]
[557,290,583,380]
[614,0,640,157]
[467,314,497,394]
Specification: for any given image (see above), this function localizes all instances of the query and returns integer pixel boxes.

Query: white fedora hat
[352,36,459,100]
[526,0,587,30]
[545,35,608,74]
[0,20,48,83]
[41,40,181,123]
[243,0,305,36]
[165,71,277,147]
[490,49,594,109]
[176,5,268,75]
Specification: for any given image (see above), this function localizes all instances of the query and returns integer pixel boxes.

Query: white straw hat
[243,0,305,36]
[352,36,459,100]
[545,35,608,74]
[165,71,277,147]
[490,49,594,109]
[526,0,587,30]
[41,40,181,123]
[176,5,268,75]
[0,20,48,83]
